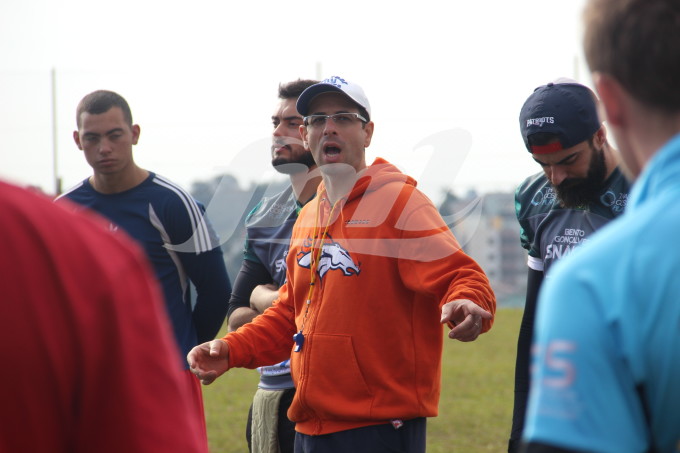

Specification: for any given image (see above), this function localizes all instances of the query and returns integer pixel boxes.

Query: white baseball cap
[296,76,371,120]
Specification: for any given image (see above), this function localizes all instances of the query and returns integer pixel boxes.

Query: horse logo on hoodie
[297,235,360,280]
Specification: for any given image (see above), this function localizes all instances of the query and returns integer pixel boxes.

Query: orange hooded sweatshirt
[224,158,496,435]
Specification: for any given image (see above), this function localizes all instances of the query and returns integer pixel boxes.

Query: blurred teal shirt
[524,133,680,453]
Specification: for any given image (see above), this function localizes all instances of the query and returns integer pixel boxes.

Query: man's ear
[594,125,607,148]
[73,130,83,150]
[131,124,141,145]
[593,72,627,130]
[299,124,309,149]
[363,121,374,148]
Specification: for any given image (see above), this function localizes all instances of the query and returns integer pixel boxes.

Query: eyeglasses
[303,112,367,127]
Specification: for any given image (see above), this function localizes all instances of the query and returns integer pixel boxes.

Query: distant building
[439,190,526,308]
[191,174,289,281]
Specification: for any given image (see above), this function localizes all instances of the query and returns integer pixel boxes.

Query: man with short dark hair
[58,90,232,448]
[522,0,680,451]
[508,79,631,452]
[227,78,320,453]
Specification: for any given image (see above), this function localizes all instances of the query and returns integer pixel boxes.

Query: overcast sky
[0,0,589,204]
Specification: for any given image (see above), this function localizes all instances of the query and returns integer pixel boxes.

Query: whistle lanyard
[293,196,341,352]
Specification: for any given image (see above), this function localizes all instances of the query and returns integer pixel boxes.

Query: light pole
[51,67,62,195]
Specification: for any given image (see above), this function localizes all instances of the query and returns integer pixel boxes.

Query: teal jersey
[240,185,309,389]
[515,168,629,274]
[524,134,680,452]
[244,185,302,286]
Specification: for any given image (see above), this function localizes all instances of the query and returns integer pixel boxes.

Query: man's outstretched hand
[441,299,493,342]
[187,339,230,385]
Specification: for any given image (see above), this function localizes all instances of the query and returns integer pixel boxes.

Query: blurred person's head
[584,0,680,179]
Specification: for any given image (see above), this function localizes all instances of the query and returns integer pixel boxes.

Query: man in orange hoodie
[188,76,496,453]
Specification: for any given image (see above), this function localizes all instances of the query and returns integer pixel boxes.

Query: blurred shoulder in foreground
[0,180,208,453]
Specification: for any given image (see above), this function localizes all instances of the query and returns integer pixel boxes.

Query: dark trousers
[246,387,296,453]
[294,417,426,453]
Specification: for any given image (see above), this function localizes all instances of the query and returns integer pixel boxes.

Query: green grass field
[203,308,522,453]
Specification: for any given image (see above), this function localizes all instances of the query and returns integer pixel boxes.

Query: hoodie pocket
[302,333,374,420]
